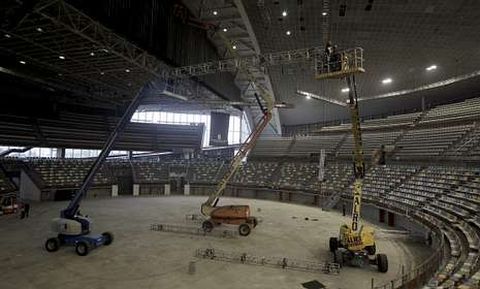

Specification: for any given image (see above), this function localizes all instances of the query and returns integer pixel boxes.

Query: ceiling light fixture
[4,34,11,38]
[322,12,328,16]
[286,30,291,35]
[19,60,26,64]
[282,10,287,17]
[36,27,43,32]
[296,90,347,106]
[382,78,392,84]
[223,28,228,32]
[426,65,437,71]
[58,55,65,60]
[341,87,350,93]
[100,71,104,75]
[125,69,130,73]
[90,52,95,56]
[213,10,218,15]
[232,45,237,50]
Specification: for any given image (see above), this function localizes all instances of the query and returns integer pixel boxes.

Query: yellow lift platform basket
[315,47,365,80]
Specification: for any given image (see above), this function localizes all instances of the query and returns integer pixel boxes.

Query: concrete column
[56,148,65,159]
[164,184,170,196]
[184,183,190,195]
[19,170,41,201]
[133,184,140,196]
[111,184,118,197]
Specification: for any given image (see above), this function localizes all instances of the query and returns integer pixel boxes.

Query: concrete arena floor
[0,196,432,289]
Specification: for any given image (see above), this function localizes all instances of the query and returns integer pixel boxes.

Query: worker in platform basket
[324,41,341,72]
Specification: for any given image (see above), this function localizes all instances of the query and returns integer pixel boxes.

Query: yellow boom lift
[200,30,274,236]
[317,47,388,272]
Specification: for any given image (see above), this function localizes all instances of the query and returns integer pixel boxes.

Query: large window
[0,146,57,158]
[131,111,251,147]
[64,149,128,158]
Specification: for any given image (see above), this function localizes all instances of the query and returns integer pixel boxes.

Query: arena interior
[1,1,480,289]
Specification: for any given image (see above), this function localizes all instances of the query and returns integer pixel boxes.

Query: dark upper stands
[252,97,480,162]
[0,112,204,151]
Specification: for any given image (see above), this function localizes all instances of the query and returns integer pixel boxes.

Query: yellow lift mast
[317,47,388,272]
[200,29,275,237]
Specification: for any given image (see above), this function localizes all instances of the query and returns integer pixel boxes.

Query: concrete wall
[138,184,165,196]
[19,170,41,201]
[188,184,427,238]
[85,187,111,198]
[338,200,427,236]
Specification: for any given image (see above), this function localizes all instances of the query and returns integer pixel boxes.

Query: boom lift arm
[61,85,148,219]
[346,75,365,233]
[201,93,272,216]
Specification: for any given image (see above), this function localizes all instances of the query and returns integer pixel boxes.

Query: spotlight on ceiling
[19,60,26,64]
[223,28,228,32]
[282,10,287,17]
[322,12,328,16]
[286,30,291,35]
[58,55,65,60]
[426,65,437,71]
[4,34,11,38]
[274,102,294,109]
[232,45,237,50]
[100,71,105,75]
[36,27,43,32]
[341,87,350,93]
[90,52,95,56]
[125,69,130,73]
[382,78,392,84]
[213,10,218,15]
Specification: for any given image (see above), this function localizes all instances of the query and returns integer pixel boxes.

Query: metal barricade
[150,223,238,238]
[194,247,340,275]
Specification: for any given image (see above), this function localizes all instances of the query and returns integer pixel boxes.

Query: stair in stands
[443,121,480,157]
[268,137,297,185]
[389,109,429,156]
[332,132,348,156]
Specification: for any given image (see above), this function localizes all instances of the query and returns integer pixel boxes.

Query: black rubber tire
[102,232,114,246]
[366,243,376,255]
[202,220,214,232]
[377,253,388,273]
[75,241,90,256]
[238,223,251,236]
[334,249,344,267]
[45,237,60,252]
[329,237,338,252]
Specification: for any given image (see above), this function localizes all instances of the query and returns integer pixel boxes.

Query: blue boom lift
[44,85,148,256]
